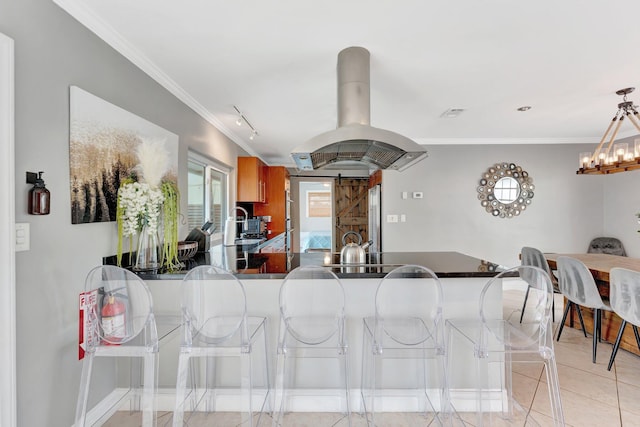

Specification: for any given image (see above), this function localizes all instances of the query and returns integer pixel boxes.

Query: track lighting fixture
[233,105,259,141]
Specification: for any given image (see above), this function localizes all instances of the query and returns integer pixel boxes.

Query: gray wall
[602,134,640,256]
[381,143,609,267]
[1,1,246,426]
[603,171,640,256]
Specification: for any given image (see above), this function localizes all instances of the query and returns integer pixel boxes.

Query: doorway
[0,32,17,427]
[298,181,333,252]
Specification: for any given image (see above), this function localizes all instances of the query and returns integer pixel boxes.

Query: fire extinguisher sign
[78,289,99,360]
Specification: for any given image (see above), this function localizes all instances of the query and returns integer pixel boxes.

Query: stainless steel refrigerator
[368,184,381,253]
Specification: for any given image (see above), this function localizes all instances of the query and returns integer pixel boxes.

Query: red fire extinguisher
[101,293,126,344]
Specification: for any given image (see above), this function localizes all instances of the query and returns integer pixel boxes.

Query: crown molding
[413,137,604,146]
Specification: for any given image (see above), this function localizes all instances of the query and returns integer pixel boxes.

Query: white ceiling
[55,0,640,167]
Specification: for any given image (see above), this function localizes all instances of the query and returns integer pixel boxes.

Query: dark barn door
[334,177,369,252]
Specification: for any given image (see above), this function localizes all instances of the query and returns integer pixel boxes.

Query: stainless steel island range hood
[291,47,427,171]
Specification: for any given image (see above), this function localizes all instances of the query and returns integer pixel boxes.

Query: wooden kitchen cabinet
[254,166,290,239]
[237,157,268,203]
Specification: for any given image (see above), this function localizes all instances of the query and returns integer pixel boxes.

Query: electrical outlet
[15,222,30,252]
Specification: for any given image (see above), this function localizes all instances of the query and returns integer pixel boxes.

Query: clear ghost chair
[555,256,613,363]
[173,265,270,427]
[75,265,158,427]
[446,265,564,426]
[272,265,351,427]
[606,268,640,371]
[361,264,449,426]
[520,246,562,323]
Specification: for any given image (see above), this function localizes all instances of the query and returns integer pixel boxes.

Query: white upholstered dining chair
[520,246,561,323]
[555,256,613,363]
[606,268,640,371]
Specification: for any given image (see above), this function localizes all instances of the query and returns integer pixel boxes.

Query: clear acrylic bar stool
[173,265,270,427]
[75,265,159,427]
[272,265,351,427]
[361,264,451,426]
[446,265,564,426]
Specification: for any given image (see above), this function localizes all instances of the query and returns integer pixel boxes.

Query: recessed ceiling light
[517,106,532,112]
[440,108,465,118]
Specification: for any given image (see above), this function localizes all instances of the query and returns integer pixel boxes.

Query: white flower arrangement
[118,182,164,236]
[116,137,180,269]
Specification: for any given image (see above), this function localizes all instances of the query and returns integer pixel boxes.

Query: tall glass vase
[134,222,159,272]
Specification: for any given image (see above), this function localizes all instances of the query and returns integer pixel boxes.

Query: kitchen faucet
[231,206,249,232]
[224,206,250,246]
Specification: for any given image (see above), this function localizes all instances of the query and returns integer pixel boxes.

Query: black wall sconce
[26,171,50,215]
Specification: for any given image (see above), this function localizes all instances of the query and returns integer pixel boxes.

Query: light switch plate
[412,191,424,199]
[15,222,30,252]
[386,214,398,223]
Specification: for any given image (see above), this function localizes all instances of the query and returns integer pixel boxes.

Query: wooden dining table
[544,252,640,356]
[545,253,640,283]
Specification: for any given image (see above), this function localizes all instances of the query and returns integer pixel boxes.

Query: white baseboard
[448,388,505,412]
[78,387,504,424]
[73,388,130,427]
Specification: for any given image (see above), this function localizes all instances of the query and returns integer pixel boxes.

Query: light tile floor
[103,293,640,426]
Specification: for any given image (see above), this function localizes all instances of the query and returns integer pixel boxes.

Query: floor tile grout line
[554,359,617,379]
[553,337,620,382]
[551,368,622,414]
[526,361,547,424]
[546,325,626,417]
[612,360,625,427]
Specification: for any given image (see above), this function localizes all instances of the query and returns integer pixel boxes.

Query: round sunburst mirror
[477,162,534,218]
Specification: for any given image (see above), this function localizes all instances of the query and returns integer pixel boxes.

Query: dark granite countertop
[105,247,505,280]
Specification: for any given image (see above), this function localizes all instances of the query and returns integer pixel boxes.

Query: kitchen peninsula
[107,250,508,413]
[113,249,504,280]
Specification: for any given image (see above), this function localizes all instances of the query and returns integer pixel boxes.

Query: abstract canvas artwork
[69,86,178,224]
